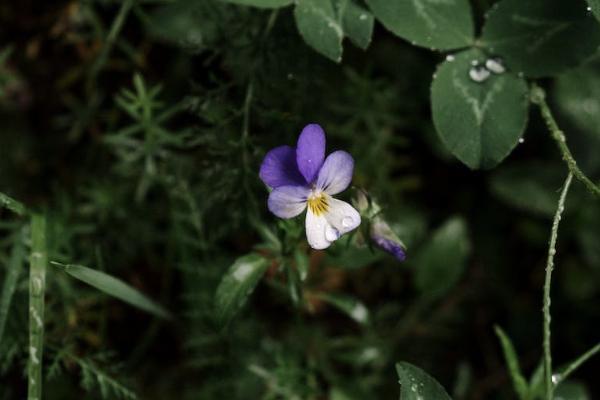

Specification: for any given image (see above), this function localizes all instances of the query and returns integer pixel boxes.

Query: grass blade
[51,261,171,320]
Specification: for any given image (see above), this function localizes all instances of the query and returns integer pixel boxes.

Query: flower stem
[543,172,572,400]
[530,84,600,198]
[28,213,48,400]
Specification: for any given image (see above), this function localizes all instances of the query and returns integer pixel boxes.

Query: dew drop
[552,373,560,384]
[587,6,592,11]
[359,13,368,20]
[470,59,479,66]
[445,54,455,62]
[549,249,556,256]
[518,138,525,143]
[469,65,490,83]
[485,57,506,74]
[342,216,354,228]
[325,226,340,241]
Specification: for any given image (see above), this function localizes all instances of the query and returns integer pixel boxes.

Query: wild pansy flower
[354,189,406,262]
[259,124,361,249]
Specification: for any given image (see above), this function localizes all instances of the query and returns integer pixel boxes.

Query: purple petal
[296,124,326,183]
[316,150,354,195]
[373,236,406,261]
[267,185,310,219]
[260,146,306,188]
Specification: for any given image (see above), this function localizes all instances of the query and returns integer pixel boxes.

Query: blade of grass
[50,261,171,320]
[28,213,47,400]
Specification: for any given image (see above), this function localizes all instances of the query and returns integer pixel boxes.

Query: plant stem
[555,342,600,386]
[28,213,48,400]
[530,84,600,198]
[88,0,136,89]
[543,172,572,400]
[0,226,26,344]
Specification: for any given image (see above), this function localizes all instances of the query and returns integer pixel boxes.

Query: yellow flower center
[307,192,329,216]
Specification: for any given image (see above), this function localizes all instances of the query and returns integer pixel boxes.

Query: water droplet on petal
[325,226,340,241]
[486,57,506,74]
[469,65,490,83]
[342,216,354,228]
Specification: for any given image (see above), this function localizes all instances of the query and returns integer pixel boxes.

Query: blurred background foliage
[0,0,598,399]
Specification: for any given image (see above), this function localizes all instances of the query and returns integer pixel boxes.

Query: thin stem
[530,84,600,198]
[28,213,48,400]
[0,226,26,344]
[0,191,27,216]
[542,172,573,400]
[555,342,600,386]
[88,0,136,89]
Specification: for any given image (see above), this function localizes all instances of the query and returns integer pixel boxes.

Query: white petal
[324,197,361,235]
[305,209,333,250]
[305,197,361,250]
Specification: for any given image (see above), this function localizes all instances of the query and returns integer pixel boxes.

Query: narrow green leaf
[294,249,309,281]
[341,1,374,50]
[294,0,344,62]
[0,228,25,345]
[396,362,452,400]
[317,293,370,325]
[0,191,27,216]
[588,0,600,22]
[366,0,474,50]
[414,217,470,299]
[481,0,600,77]
[51,261,171,319]
[494,326,529,400]
[214,253,269,326]
[221,0,293,8]
[431,49,529,169]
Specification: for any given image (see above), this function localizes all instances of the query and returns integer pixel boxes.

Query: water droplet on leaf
[518,138,524,143]
[485,57,506,74]
[469,65,490,83]
[446,54,455,62]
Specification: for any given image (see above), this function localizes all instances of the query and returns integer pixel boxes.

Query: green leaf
[588,0,600,22]
[481,0,600,77]
[494,326,529,400]
[414,217,470,299]
[366,0,474,50]
[316,293,370,325]
[341,1,374,50]
[220,0,293,8]
[490,162,568,217]
[0,191,27,216]
[214,253,269,326]
[396,362,452,400]
[294,0,344,62]
[554,59,600,141]
[51,262,171,319]
[431,49,529,169]
[554,381,590,400]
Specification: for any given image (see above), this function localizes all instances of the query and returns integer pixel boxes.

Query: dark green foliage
[0,0,599,399]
